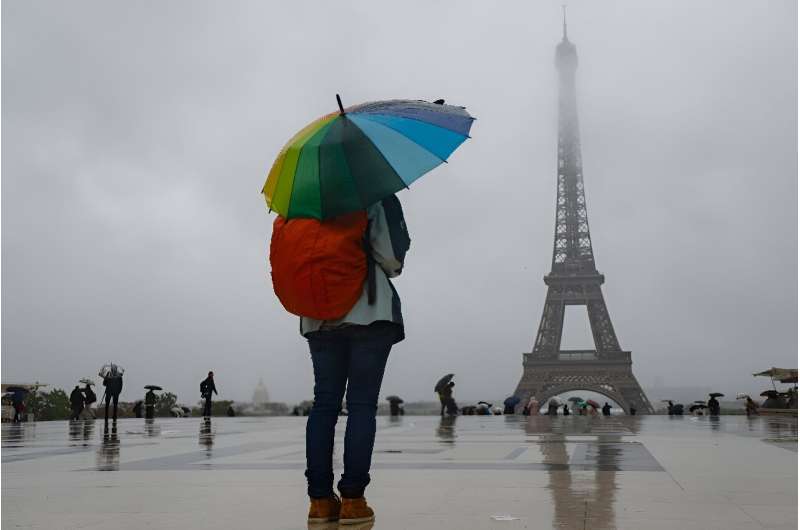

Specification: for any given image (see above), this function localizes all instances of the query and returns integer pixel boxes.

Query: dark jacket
[103,377,123,395]
[200,377,217,398]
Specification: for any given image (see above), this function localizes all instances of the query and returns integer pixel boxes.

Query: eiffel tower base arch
[514,354,654,414]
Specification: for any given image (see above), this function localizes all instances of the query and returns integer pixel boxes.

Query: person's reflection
[436,415,457,443]
[709,415,721,431]
[83,419,95,443]
[69,419,82,443]
[199,418,214,457]
[4,422,28,446]
[144,417,161,438]
[97,421,120,471]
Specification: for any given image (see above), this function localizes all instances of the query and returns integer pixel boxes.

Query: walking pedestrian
[200,371,217,417]
[601,402,612,416]
[144,389,157,419]
[100,364,123,423]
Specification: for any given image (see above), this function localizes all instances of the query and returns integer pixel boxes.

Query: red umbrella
[586,399,600,408]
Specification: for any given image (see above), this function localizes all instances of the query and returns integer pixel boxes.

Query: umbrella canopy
[99,363,124,378]
[708,392,724,398]
[79,378,95,386]
[263,97,474,220]
[753,367,798,383]
[385,395,404,403]
[688,404,707,412]
[760,390,779,397]
[586,399,600,408]
[504,396,522,407]
[434,374,455,393]
[567,397,584,403]
[548,397,562,406]
[736,393,750,400]
[144,385,163,391]
[693,400,707,404]
[5,386,30,394]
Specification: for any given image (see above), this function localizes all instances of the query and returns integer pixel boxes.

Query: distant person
[745,396,759,416]
[226,405,236,417]
[82,384,97,417]
[629,406,637,416]
[707,396,721,416]
[144,389,157,419]
[667,400,675,415]
[200,371,218,417]
[132,400,144,418]
[438,381,456,416]
[70,386,84,420]
[11,389,26,423]
[100,365,124,422]
[602,402,612,416]
[525,396,539,416]
[562,404,570,416]
[547,400,559,416]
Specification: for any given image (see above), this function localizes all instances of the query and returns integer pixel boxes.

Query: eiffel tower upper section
[551,18,597,277]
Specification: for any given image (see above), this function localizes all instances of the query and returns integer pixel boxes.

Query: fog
[2,1,796,406]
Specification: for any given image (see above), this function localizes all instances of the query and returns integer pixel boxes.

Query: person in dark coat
[601,402,612,416]
[144,390,157,419]
[70,386,84,420]
[438,381,455,416]
[83,384,97,408]
[11,389,27,423]
[200,371,218,417]
[562,404,570,416]
[102,374,123,422]
[629,406,637,416]
[707,396,721,416]
[132,400,144,418]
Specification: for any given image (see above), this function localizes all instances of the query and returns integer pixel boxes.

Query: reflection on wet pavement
[199,418,215,457]
[96,422,120,471]
[1,415,796,529]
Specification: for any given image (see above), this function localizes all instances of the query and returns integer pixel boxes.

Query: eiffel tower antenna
[562,5,568,40]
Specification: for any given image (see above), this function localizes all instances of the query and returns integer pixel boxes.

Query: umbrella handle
[336,94,345,115]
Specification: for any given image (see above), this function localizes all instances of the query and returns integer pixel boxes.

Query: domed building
[252,378,270,406]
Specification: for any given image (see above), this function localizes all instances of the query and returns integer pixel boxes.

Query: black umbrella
[504,396,521,407]
[434,374,454,393]
[385,395,404,403]
[760,390,779,397]
[688,404,707,412]
[6,386,29,394]
[477,401,492,407]
[709,392,724,398]
[144,385,163,391]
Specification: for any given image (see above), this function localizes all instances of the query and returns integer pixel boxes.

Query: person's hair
[208,371,214,376]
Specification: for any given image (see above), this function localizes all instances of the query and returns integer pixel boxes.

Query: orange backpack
[269,211,373,320]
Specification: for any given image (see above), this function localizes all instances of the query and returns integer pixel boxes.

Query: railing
[525,351,632,363]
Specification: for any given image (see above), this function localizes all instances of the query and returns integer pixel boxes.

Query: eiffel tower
[514,15,654,414]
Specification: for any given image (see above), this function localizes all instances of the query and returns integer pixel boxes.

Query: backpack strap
[363,220,376,306]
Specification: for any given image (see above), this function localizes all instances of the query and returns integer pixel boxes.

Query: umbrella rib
[349,122,412,192]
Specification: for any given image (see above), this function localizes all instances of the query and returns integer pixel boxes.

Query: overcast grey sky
[2,1,797,406]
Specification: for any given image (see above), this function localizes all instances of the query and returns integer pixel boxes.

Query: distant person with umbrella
[435,374,456,416]
[132,400,144,418]
[9,387,27,423]
[99,363,124,423]
[200,371,217,417]
[69,386,84,420]
[707,393,723,416]
[144,386,160,419]
[503,396,521,414]
[386,396,404,417]
[547,399,560,416]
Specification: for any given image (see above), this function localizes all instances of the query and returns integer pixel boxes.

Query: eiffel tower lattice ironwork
[514,16,654,414]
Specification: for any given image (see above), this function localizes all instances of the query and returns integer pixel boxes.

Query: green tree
[27,388,71,421]
[155,392,178,417]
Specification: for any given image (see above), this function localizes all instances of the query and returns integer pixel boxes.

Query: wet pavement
[2,415,796,529]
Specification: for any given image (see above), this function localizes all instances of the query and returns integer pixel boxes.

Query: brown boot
[308,494,341,524]
[339,497,375,525]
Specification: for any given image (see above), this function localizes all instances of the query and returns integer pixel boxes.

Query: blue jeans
[305,322,399,499]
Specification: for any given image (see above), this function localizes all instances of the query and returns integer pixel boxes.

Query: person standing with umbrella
[707,393,723,416]
[99,363,124,423]
[385,396,404,417]
[200,371,217,418]
[144,386,160,419]
[503,396,521,414]
[264,96,473,525]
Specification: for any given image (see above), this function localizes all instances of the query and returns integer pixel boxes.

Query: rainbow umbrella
[262,95,474,220]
